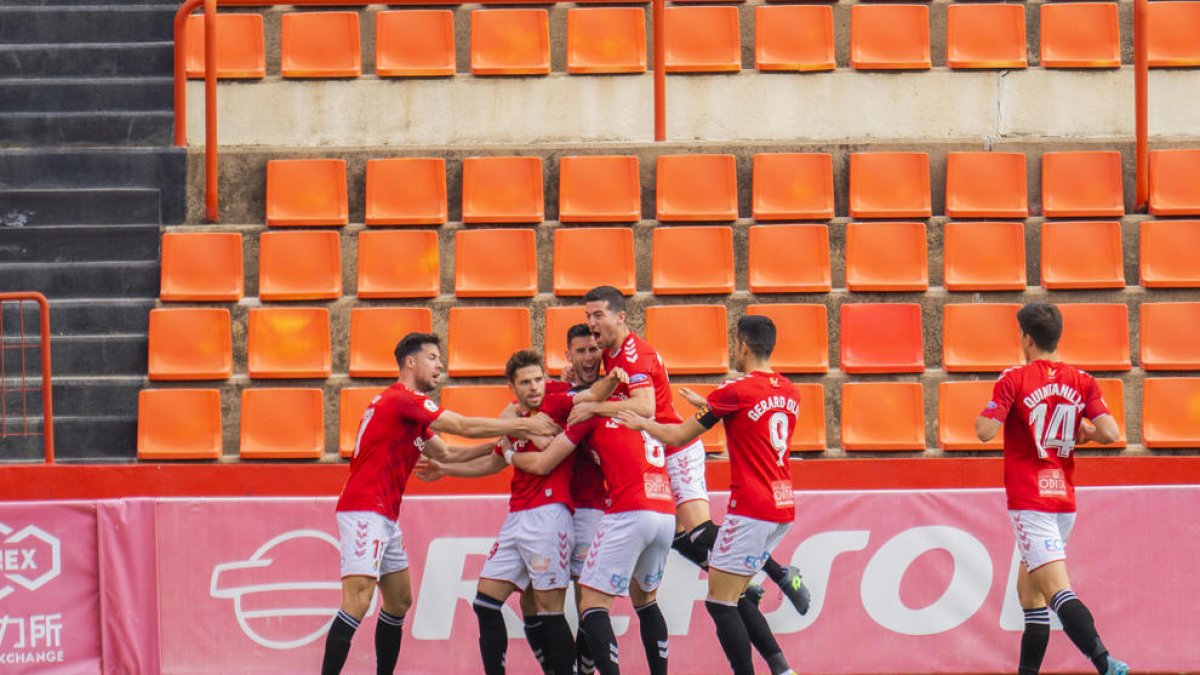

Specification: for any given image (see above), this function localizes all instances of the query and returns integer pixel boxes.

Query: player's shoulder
[995,363,1029,383]
[387,384,440,415]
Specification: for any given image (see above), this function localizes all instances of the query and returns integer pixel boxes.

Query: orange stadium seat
[942,303,1023,373]
[185,13,265,79]
[461,156,544,224]
[553,228,636,296]
[365,158,448,226]
[438,385,514,446]
[839,303,924,374]
[137,389,223,460]
[558,155,641,223]
[747,224,832,293]
[937,381,1002,451]
[1139,220,1200,288]
[752,153,835,221]
[160,232,244,302]
[280,12,362,78]
[1041,151,1124,218]
[1040,3,1120,68]
[544,305,585,375]
[470,9,551,76]
[945,3,1027,70]
[744,304,829,373]
[1056,303,1131,371]
[656,154,738,222]
[850,4,931,70]
[651,226,735,295]
[1149,149,1200,216]
[265,159,348,226]
[844,221,929,292]
[645,305,729,374]
[339,387,385,457]
[246,307,332,379]
[348,307,434,378]
[147,308,232,381]
[670,384,726,453]
[664,6,741,73]
[1040,221,1125,290]
[944,152,1029,218]
[942,221,1027,292]
[1140,303,1200,371]
[448,307,531,377]
[791,382,827,452]
[240,388,325,459]
[375,10,456,77]
[849,152,932,218]
[1147,1,1200,67]
[356,230,439,299]
[841,382,926,451]
[1080,378,1126,448]
[455,229,538,298]
[755,5,835,72]
[566,8,647,74]
[257,230,343,301]
[1142,377,1200,448]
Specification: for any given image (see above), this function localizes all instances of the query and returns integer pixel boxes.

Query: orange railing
[1134,0,1148,211]
[0,292,55,463]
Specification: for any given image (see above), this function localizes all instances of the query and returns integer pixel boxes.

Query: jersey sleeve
[564,416,599,446]
[980,371,1017,422]
[403,393,444,432]
[1081,374,1111,421]
[705,381,742,420]
[542,394,574,427]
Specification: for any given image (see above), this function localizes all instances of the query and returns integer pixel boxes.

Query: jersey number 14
[1028,403,1077,459]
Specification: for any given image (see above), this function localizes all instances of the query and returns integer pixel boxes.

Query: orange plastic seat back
[790,382,827,451]
[844,221,929,292]
[1055,303,1131,371]
[671,383,726,453]
[1040,221,1125,289]
[745,304,829,373]
[937,381,1002,451]
[348,307,434,378]
[942,221,1027,292]
[752,153,835,221]
[755,5,835,72]
[1148,149,1200,216]
[849,152,931,218]
[651,226,735,295]
[455,229,538,298]
[339,387,385,457]
[365,158,448,225]
[544,305,586,375]
[1140,302,1200,370]
[258,230,343,301]
[942,303,1022,373]
[470,9,551,75]
[138,389,223,460]
[376,10,456,77]
[186,13,266,79]
[1142,377,1200,448]
[553,228,636,297]
[160,232,244,302]
[1147,1,1200,67]
[656,154,738,222]
[240,388,325,459]
[462,156,545,224]
[1041,151,1124,218]
[356,230,439,299]
[1139,220,1200,288]
[945,4,1027,69]
[438,385,514,446]
[944,152,1029,218]
[559,155,641,223]
[664,6,741,73]
[839,303,924,374]
[1079,378,1126,448]
[747,224,832,293]
[645,305,729,374]
[266,159,348,226]
[1040,3,1120,68]
[280,12,362,78]
[850,4,931,70]
[566,8,647,74]
[148,308,232,381]
[448,307,531,376]
[247,307,332,379]
[841,382,926,451]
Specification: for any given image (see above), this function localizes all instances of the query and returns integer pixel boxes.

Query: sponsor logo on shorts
[1042,538,1064,553]
[609,574,631,593]
[641,570,663,587]
[486,541,499,560]
[742,552,770,571]
[531,555,552,573]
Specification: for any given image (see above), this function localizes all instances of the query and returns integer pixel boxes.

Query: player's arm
[975,416,1002,442]
[431,409,560,440]
[976,373,1015,442]
[570,367,629,404]
[421,435,496,463]
[568,386,654,425]
[416,453,507,481]
[1078,414,1121,445]
[509,433,576,476]
[617,410,706,448]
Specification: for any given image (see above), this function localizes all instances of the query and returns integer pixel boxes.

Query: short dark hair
[505,349,544,382]
[736,315,777,360]
[566,323,593,345]
[583,285,626,313]
[1017,303,1063,352]
[394,332,440,370]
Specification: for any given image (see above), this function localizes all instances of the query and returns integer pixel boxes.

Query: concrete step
[0,42,173,78]
[0,299,156,337]
[16,0,180,7]
[50,415,136,462]
[0,6,176,44]
[0,187,160,226]
[0,224,160,263]
[0,77,172,113]
[0,111,173,146]
[0,260,159,299]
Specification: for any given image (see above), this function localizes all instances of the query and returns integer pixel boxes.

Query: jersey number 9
[768,412,790,466]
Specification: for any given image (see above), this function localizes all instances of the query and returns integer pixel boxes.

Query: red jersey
[706,372,799,524]
[602,333,686,455]
[979,360,1110,513]
[544,379,608,509]
[337,383,443,520]
[565,415,674,515]
[545,379,574,396]
[498,393,575,513]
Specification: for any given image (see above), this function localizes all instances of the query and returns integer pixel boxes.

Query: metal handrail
[0,292,54,464]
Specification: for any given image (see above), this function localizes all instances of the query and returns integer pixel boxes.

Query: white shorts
[337,511,409,579]
[708,514,792,576]
[481,503,573,591]
[1009,509,1077,572]
[666,440,709,506]
[571,508,604,579]
[579,510,675,597]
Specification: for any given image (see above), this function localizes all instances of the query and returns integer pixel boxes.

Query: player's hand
[524,412,562,438]
[678,387,707,410]
[1076,419,1096,444]
[560,362,578,385]
[606,367,629,384]
[415,458,444,482]
[568,401,598,426]
[615,410,648,430]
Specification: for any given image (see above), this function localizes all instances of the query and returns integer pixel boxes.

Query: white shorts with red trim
[1009,509,1076,572]
[481,503,573,591]
[708,514,791,576]
[337,511,409,579]
[579,510,675,597]
[666,440,709,506]
[571,507,604,578]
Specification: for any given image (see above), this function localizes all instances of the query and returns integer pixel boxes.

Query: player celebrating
[320,333,560,675]
[974,303,1128,675]
[620,315,799,675]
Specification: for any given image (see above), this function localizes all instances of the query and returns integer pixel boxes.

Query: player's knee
[689,520,719,550]
[473,592,506,627]
[381,589,412,617]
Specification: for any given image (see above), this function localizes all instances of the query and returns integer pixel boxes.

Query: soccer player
[974,303,1128,675]
[320,333,561,675]
[619,315,799,675]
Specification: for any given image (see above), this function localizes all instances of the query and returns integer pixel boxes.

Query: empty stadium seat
[652,226,735,295]
[839,303,924,374]
[946,4,1027,70]
[365,158,448,226]
[1040,3,1120,68]
[942,221,1027,292]
[752,153,835,221]
[265,159,348,226]
[240,388,324,459]
[137,389,223,460]
[566,8,647,74]
[644,305,729,374]
[356,230,440,299]
[1148,149,1200,216]
[844,221,929,292]
[375,10,456,77]
[544,305,584,375]
[755,5,835,72]
[850,4,931,70]
[1140,303,1200,371]
[937,381,1002,451]
[448,307,531,377]
[791,382,827,452]
[1040,221,1125,289]
[258,230,343,301]
[160,232,244,302]
[185,13,265,79]
[558,155,641,223]
[670,384,726,453]
[147,308,232,381]
[1079,378,1126,448]
[841,382,926,451]
[1142,377,1200,448]
[944,152,1029,218]
[849,152,932,218]
[461,156,544,224]
[1056,303,1131,371]
[1139,220,1200,288]
[280,12,362,78]
[1147,1,1200,67]
[348,307,434,378]
[1041,151,1124,218]
[246,307,332,379]
[438,385,514,446]
[744,304,829,373]
[455,229,538,298]
[942,303,1023,372]
[470,9,551,75]
[656,154,738,221]
[339,387,385,457]
[553,228,636,296]
[664,6,741,73]
[747,225,832,293]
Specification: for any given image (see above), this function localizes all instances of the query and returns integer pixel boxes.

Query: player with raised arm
[619,315,799,675]
[320,333,561,675]
[974,304,1128,675]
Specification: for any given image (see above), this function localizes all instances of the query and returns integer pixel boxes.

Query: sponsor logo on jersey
[629,373,649,385]
[644,474,673,501]
[1036,469,1068,498]
[422,399,438,413]
[772,481,795,509]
